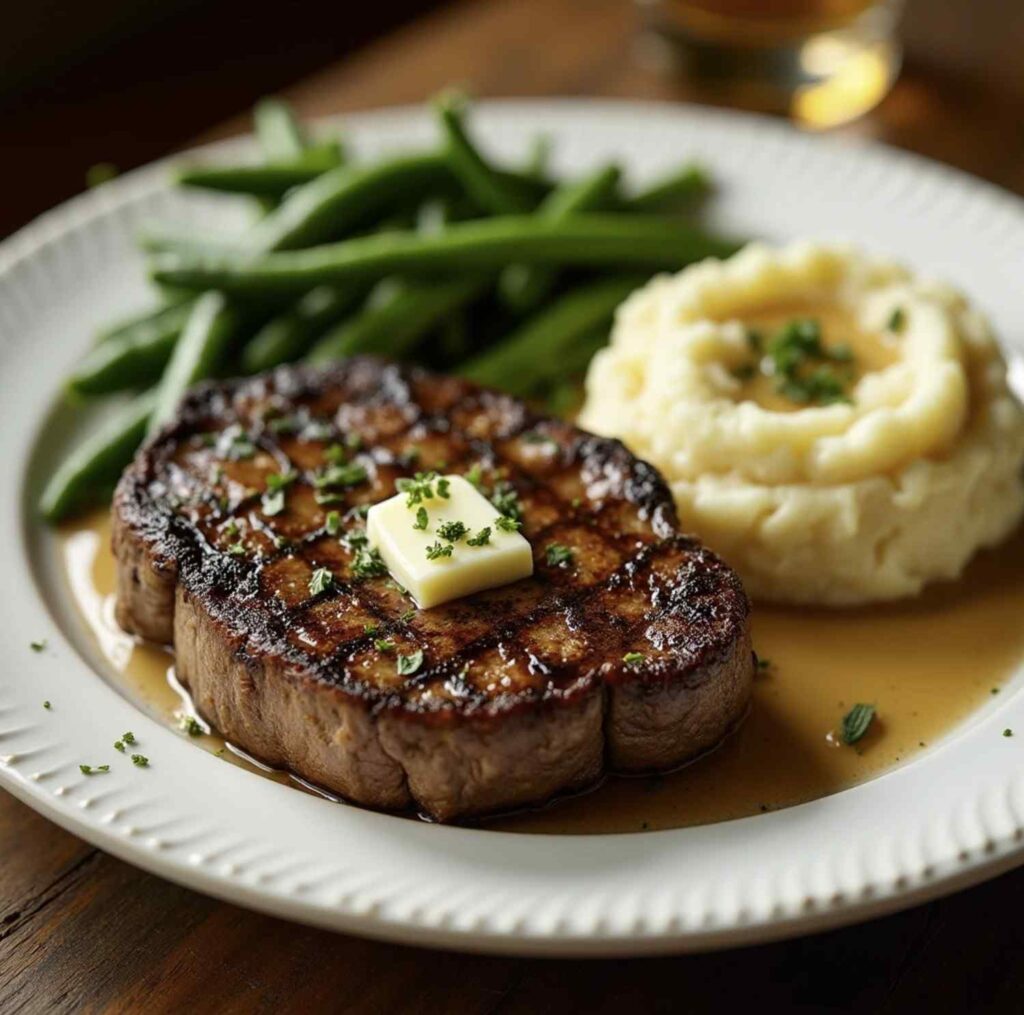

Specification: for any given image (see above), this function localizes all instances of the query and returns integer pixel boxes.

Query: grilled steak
[112,358,753,821]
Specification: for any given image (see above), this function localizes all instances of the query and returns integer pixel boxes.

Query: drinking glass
[637,0,905,128]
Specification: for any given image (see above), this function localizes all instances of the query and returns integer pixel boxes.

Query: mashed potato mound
[580,242,1024,604]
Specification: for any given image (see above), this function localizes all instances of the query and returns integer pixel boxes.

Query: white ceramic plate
[2,100,1024,957]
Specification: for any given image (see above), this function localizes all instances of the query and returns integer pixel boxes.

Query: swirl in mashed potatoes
[580,242,1024,604]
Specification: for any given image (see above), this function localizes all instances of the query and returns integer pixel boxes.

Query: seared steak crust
[113,358,753,821]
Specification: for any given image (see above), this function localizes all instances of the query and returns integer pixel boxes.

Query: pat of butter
[367,475,533,609]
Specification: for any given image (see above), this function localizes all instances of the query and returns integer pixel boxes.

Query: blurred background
[3,0,1022,238]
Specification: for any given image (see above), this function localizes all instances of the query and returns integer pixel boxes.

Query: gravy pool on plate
[62,510,1024,833]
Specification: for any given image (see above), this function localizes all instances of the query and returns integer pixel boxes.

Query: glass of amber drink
[637,0,904,128]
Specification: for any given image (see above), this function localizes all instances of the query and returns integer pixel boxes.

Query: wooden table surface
[4,1,1023,1010]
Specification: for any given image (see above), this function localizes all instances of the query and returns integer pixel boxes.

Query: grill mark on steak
[113,358,753,820]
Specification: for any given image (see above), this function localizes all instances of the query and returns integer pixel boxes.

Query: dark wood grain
[3,0,1023,1010]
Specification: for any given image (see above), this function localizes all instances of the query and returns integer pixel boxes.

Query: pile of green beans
[42,94,738,522]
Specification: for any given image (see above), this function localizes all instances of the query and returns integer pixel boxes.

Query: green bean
[627,164,712,213]
[93,296,195,346]
[165,152,452,257]
[240,197,445,374]
[523,133,553,177]
[149,292,239,435]
[435,93,537,215]
[556,326,609,379]
[125,156,456,387]
[39,391,157,522]
[176,151,344,199]
[48,281,235,522]
[138,223,246,258]
[245,152,457,253]
[242,282,368,372]
[152,215,741,296]
[498,164,622,313]
[437,307,470,365]
[460,274,645,396]
[254,98,308,161]
[307,276,490,364]
[70,327,178,396]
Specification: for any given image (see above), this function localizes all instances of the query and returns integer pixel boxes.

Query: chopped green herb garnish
[840,703,876,745]
[413,506,429,531]
[522,430,556,447]
[351,546,388,579]
[224,519,240,538]
[308,567,333,596]
[30,639,46,653]
[266,471,296,491]
[43,701,51,710]
[759,317,857,406]
[342,530,369,550]
[79,764,110,775]
[122,731,136,745]
[467,527,491,547]
[465,463,484,489]
[345,433,363,451]
[436,520,468,543]
[495,515,521,533]
[131,754,149,768]
[225,429,256,461]
[324,443,346,464]
[396,649,424,676]
[777,366,850,406]
[268,415,300,435]
[396,471,444,508]
[426,541,453,561]
[261,471,296,516]
[622,652,645,666]
[1004,728,1014,738]
[769,317,823,372]
[490,481,522,520]
[314,491,345,506]
[887,307,906,333]
[400,608,416,623]
[114,739,125,752]
[227,541,245,556]
[325,510,342,535]
[545,543,574,567]
[374,638,396,653]
[316,462,368,490]
[364,623,379,636]
[262,489,286,516]
[437,477,451,499]
[303,420,334,442]
[178,715,204,737]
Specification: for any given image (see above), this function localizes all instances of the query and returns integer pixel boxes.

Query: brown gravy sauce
[728,301,899,412]
[61,511,1024,834]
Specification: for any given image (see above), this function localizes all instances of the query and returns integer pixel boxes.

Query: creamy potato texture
[580,242,1024,604]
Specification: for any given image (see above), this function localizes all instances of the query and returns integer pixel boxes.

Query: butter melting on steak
[112,359,753,822]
